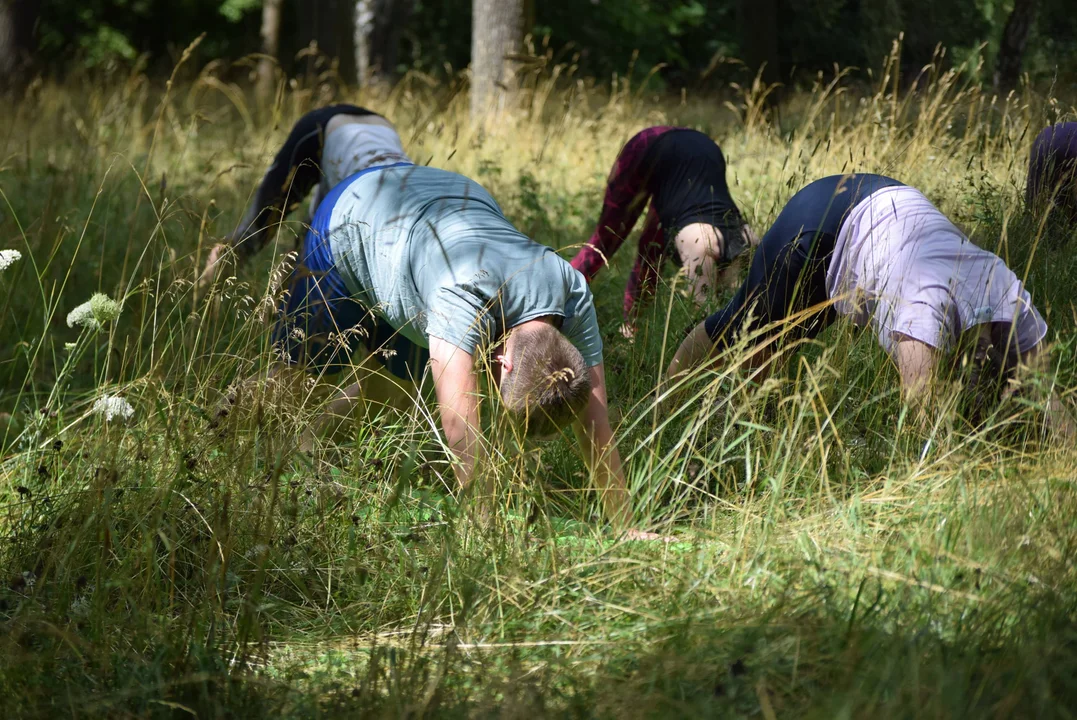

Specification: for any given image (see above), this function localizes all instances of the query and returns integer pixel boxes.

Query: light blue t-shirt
[322,164,603,366]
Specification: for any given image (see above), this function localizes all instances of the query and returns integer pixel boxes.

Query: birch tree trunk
[469,0,524,123]
[256,0,283,103]
[353,0,374,85]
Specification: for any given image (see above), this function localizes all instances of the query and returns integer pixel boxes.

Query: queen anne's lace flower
[92,395,135,422]
[67,293,123,329]
[66,303,98,329]
[0,249,22,271]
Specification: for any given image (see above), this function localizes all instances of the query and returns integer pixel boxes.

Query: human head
[496,320,591,439]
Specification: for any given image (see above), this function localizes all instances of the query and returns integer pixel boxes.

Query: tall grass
[1,41,1076,717]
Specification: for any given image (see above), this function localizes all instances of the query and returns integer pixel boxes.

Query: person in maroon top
[570,126,756,334]
[1027,121,1077,223]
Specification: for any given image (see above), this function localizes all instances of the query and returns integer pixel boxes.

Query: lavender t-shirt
[827,185,1047,356]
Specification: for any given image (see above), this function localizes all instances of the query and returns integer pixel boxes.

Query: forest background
[2,0,1076,94]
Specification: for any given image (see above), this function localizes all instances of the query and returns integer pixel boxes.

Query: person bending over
[570,127,757,333]
[198,104,411,292]
[668,174,1073,432]
[224,161,636,528]
[1027,121,1077,223]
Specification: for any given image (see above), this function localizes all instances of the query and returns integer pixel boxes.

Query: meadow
[1,44,1077,717]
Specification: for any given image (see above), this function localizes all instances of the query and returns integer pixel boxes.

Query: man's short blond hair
[499,323,591,438]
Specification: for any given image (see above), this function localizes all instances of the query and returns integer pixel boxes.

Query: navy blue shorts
[271,164,429,380]
[702,173,904,348]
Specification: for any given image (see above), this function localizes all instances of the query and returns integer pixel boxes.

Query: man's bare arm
[893,335,939,405]
[572,363,631,528]
[428,336,484,491]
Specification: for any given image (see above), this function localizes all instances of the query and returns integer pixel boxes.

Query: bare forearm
[894,337,938,406]
[441,414,483,489]
[1018,344,1076,438]
[428,336,484,494]
[665,323,714,382]
[1045,391,1077,438]
[572,363,632,527]
[593,445,630,528]
[574,418,630,528]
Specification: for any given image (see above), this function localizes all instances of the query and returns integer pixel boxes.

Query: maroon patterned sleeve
[623,206,665,318]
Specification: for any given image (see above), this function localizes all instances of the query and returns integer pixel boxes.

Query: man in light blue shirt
[264,163,631,527]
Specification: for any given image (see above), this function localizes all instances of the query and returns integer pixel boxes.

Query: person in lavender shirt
[666,174,1073,433]
[1027,122,1077,222]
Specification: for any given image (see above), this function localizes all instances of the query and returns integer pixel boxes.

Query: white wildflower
[92,394,135,422]
[66,302,98,329]
[0,249,22,271]
[67,293,123,329]
[64,342,77,352]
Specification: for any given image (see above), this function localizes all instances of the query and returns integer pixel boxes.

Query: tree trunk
[738,0,779,86]
[353,0,373,84]
[296,0,357,85]
[994,0,1038,92]
[369,0,414,83]
[257,0,283,103]
[0,0,39,92]
[469,0,524,122]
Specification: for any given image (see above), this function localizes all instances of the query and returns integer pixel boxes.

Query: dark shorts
[702,174,905,348]
[271,164,429,380]
[701,224,836,348]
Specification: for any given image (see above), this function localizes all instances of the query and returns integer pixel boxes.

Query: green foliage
[36,0,262,72]
[219,0,262,23]
[535,0,726,84]
[21,0,1077,86]
[77,24,139,69]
